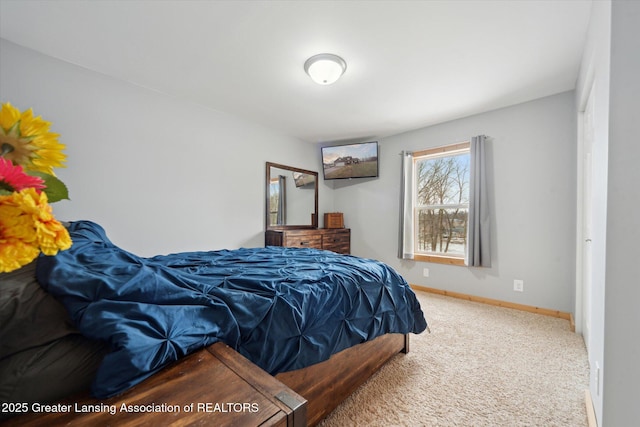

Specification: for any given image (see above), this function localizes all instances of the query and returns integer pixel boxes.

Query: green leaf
[30,172,70,203]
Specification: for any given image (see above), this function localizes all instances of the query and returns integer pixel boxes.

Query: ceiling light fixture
[304,53,347,85]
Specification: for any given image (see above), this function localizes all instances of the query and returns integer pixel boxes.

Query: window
[400,136,490,267]
[269,175,286,225]
[413,142,470,265]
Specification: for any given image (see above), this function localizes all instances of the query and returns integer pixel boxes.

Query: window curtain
[276,175,286,225]
[467,135,491,267]
[398,151,414,259]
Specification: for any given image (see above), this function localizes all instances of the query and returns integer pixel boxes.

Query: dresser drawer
[322,229,350,254]
[285,234,323,249]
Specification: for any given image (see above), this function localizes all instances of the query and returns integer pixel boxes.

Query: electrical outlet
[423,268,430,277]
[513,279,524,292]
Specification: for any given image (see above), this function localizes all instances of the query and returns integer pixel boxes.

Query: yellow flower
[0,102,66,176]
[0,188,71,273]
[0,239,40,273]
[0,194,39,273]
[35,214,72,256]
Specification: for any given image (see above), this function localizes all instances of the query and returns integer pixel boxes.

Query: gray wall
[0,39,331,256]
[603,1,640,425]
[328,92,577,313]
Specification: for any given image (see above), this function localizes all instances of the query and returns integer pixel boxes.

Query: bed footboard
[6,334,406,427]
[5,343,306,427]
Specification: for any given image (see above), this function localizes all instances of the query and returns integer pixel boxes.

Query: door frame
[575,82,595,345]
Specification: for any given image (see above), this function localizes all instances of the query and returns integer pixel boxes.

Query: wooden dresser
[265,229,350,254]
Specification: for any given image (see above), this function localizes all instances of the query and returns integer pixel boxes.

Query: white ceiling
[0,0,592,143]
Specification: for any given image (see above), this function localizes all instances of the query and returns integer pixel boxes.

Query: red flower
[0,157,46,193]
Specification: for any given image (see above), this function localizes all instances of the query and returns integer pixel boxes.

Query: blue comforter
[36,221,427,398]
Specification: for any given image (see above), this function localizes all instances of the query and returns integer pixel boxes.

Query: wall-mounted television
[321,141,379,180]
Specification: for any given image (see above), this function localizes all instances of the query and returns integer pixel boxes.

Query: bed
[1,220,427,425]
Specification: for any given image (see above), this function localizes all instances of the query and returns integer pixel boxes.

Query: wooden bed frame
[5,333,408,426]
[278,333,408,426]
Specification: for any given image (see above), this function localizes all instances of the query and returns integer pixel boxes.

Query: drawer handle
[300,242,309,246]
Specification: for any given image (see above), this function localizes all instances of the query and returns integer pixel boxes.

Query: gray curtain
[398,151,414,259]
[276,175,286,225]
[467,135,491,267]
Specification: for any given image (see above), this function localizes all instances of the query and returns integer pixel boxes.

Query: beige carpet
[319,291,589,427]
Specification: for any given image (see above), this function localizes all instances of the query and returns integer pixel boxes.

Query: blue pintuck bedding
[36,221,427,398]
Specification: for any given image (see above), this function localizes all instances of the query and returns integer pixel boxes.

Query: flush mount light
[304,53,347,85]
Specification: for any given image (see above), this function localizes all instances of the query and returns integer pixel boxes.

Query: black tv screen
[321,141,379,180]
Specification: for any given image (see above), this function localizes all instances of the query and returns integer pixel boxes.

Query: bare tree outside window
[414,149,470,257]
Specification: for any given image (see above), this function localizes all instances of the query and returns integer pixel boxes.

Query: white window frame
[412,142,470,266]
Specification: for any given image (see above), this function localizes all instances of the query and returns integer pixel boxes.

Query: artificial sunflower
[0,102,67,176]
[0,102,71,273]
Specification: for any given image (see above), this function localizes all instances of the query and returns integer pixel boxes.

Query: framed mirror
[266,162,318,229]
